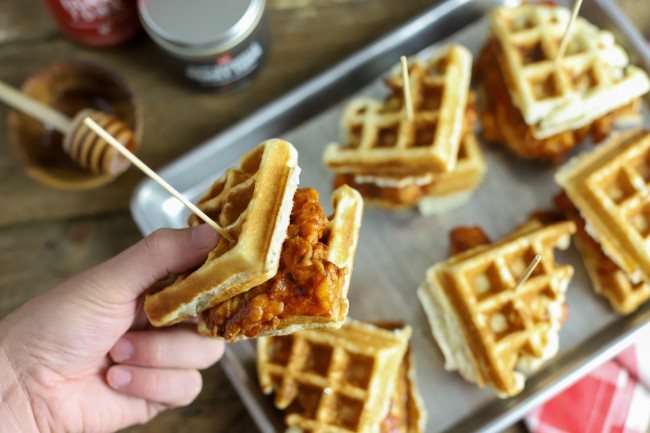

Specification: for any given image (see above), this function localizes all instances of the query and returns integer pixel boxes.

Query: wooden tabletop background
[1,1,648,432]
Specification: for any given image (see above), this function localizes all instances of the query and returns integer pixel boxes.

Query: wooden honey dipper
[0,78,232,240]
[0,79,135,176]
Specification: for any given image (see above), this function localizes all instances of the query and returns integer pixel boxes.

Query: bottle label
[184,42,265,86]
[59,0,128,31]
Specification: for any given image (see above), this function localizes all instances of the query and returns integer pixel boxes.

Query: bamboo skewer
[0,75,231,240]
[400,56,415,120]
[83,117,232,242]
[555,0,584,65]
[0,77,230,240]
[514,254,542,290]
[0,79,136,176]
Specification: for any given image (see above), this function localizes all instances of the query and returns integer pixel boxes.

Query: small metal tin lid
[137,0,265,59]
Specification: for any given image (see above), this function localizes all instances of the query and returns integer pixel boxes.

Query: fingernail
[191,223,219,250]
[110,338,133,363]
[108,367,132,389]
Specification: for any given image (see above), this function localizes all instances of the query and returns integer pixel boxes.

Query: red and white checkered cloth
[526,326,650,433]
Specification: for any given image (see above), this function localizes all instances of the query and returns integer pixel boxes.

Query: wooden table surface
[1,1,648,432]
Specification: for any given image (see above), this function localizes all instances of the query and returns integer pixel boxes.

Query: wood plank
[0,0,438,228]
[0,0,57,45]
[118,362,259,433]
[0,212,141,317]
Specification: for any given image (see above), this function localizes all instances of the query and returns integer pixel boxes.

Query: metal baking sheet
[130,0,650,432]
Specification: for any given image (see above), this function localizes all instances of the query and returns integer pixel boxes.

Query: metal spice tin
[137,0,268,91]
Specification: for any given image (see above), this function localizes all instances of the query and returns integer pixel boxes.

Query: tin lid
[138,0,265,58]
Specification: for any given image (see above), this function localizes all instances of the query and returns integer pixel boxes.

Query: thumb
[76,224,219,305]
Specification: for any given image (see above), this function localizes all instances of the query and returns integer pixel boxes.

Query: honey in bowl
[8,61,142,190]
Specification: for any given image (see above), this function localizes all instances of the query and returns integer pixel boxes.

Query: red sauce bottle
[41,0,141,47]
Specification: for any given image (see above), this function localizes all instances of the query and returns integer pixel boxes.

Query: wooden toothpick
[555,0,584,65]
[83,117,232,242]
[400,56,414,120]
[514,254,542,290]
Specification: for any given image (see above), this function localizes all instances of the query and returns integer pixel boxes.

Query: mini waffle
[323,44,473,176]
[257,321,416,433]
[374,322,427,433]
[476,5,649,162]
[198,186,364,342]
[556,129,650,293]
[418,220,575,397]
[555,193,650,315]
[144,139,300,326]
[334,132,485,214]
[379,346,425,433]
[489,4,649,139]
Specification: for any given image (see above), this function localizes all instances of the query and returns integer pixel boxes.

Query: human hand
[0,224,224,433]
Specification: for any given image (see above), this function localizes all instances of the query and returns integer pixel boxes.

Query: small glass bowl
[8,61,142,190]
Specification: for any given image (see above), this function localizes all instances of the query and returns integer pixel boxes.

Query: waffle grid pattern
[189,152,262,253]
[590,145,650,245]
[258,324,409,433]
[556,131,650,312]
[144,139,299,327]
[491,5,648,136]
[578,132,650,283]
[323,45,472,174]
[437,223,575,395]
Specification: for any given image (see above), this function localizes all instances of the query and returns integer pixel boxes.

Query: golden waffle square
[144,139,300,326]
[334,132,485,214]
[490,4,650,139]
[257,321,413,433]
[323,44,473,176]
[380,347,426,433]
[198,186,364,342]
[374,322,427,433]
[574,232,650,315]
[418,220,576,397]
[555,193,650,315]
[556,129,650,287]
[476,38,641,163]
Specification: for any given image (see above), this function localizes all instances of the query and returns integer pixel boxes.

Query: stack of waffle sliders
[257,320,426,433]
[418,218,576,397]
[556,129,650,314]
[412,3,650,399]
[477,4,650,162]
[323,44,486,215]
[144,139,364,342]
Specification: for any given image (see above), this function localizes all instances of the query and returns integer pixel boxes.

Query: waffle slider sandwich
[477,4,650,162]
[144,139,364,342]
[257,320,426,433]
[556,129,650,314]
[323,44,486,214]
[418,218,575,397]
